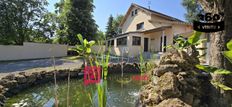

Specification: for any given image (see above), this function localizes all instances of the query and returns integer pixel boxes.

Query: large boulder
[156,98,191,107]
[155,72,181,100]
[138,50,210,107]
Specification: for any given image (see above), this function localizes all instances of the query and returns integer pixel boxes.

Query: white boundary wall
[0,42,68,61]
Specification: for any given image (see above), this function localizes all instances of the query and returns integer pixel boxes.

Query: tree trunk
[198,0,232,106]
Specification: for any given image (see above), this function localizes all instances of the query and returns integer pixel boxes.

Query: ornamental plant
[72,34,108,107]
[196,40,232,91]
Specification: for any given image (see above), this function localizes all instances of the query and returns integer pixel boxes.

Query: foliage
[55,0,98,45]
[102,49,110,80]
[167,31,206,58]
[170,31,204,50]
[97,81,107,107]
[72,34,95,58]
[94,30,106,44]
[106,14,124,39]
[0,0,48,45]
[139,49,146,74]
[182,0,203,22]
[72,34,108,107]
[106,15,115,39]
[112,15,124,35]
[196,40,232,91]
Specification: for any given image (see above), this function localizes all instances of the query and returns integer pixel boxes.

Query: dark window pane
[136,22,144,30]
[135,9,138,14]
[132,36,141,45]
[117,37,127,46]
[131,11,134,16]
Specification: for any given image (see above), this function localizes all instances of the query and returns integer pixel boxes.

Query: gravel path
[0,58,83,78]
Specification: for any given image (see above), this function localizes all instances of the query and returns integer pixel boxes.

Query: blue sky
[47,0,187,32]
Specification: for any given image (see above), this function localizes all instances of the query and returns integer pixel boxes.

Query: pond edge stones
[0,68,82,107]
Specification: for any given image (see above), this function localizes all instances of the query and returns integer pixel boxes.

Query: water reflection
[6,74,146,107]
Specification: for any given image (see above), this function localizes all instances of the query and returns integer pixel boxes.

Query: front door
[144,38,149,52]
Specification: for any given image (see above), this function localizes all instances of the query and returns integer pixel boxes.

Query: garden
[1,0,232,107]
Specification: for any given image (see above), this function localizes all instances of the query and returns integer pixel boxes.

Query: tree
[32,13,57,43]
[94,30,106,44]
[105,15,115,39]
[0,0,48,45]
[182,0,203,22]
[55,0,98,45]
[112,15,124,35]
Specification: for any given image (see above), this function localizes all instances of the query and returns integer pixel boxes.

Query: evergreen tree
[106,15,115,39]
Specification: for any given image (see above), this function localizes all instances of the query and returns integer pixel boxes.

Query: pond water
[5,74,147,107]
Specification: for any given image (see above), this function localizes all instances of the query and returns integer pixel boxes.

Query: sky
[47,0,187,32]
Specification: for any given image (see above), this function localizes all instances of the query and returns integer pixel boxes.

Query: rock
[0,85,4,93]
[156,98,191,107]
[15,74,27,84]
[0,94,6,102]
[139,84,160,106]
[149,93,161,104]
[3,80,18,89]
[159,51,199,70]
[182,93,194,105]
[177,74,187,85]
[156,72,181,100]
[27,73,36,84]
[2,74,15,80]
[153,64,181,76]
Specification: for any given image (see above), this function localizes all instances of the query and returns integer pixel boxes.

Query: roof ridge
[131,3,185,22]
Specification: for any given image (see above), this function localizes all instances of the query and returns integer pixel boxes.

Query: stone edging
[0,68,82,107]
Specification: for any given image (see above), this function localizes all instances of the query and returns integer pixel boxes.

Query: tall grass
[52,56,58,107]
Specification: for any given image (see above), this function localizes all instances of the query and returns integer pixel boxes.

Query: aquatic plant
[72,34,96,66]
[196,40,232,91]
[73,34,108,107]
[52,56,58,107]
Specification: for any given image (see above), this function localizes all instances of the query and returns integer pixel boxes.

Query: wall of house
[172,24,192,35]
[121,7,154,33]
[108,34,130,56]
[150,14,172,28]
[0,42,68,61]
[146,28,174,52]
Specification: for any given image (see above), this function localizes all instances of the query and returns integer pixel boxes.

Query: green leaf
[83,39,88,47]
[212,82,232,91]
[77,34,83,45]
[223,51,232,63]
[195,39,207,45]
[226,40,232,50]
[195,65,218,73]
[86,48,91,54]
[214,69,232,75]
[188,31,202,45]
[196,65,232,75]
[88,41,95,46]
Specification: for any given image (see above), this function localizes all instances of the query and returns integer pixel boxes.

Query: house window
[137,22,144,30]
[135,9,138,15]
[131,11,134,16]
[117,37,127,46]
[132,36,141,45]
[108,40,114,46]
